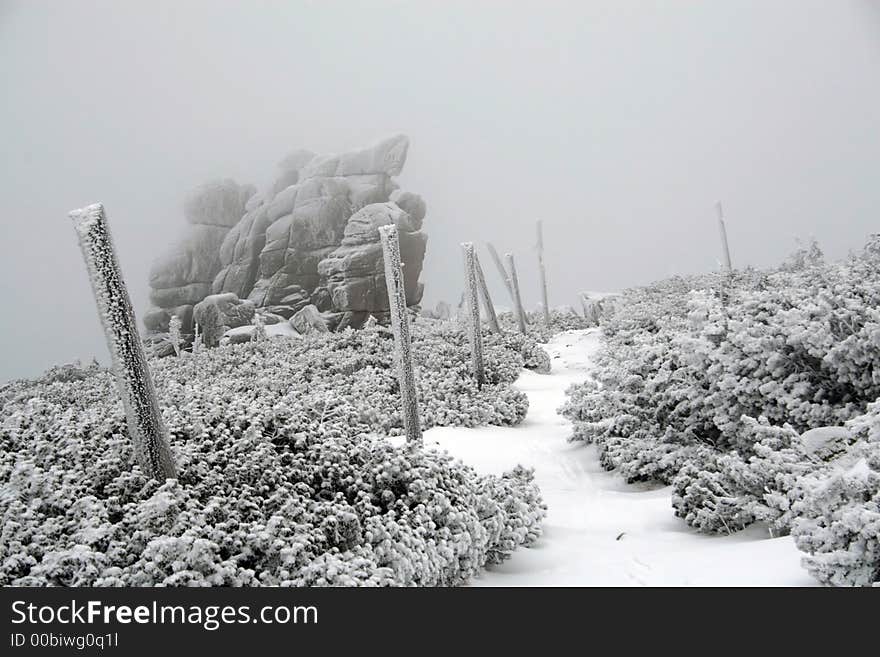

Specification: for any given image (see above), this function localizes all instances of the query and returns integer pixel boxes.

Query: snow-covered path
[425,329,815,586]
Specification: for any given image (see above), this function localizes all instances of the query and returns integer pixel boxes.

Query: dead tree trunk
[379,223,422,447]
[715,201,733,272]
[505,253,527,333]
[461,242,486,387]
[69,203,177,480]
[473,252,500,333]
[536,220,550,326]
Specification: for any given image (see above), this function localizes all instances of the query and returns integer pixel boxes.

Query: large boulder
[290,304,330,335]
[318,202,426,313]
[149,224,229,290]
[143,304,194,334]
[193,293,255,347]
[147,179,254,326]
[184,179,255,227]
[390,190,426,230]
[144,136,428,340]
[219,136,415,308]
[212,205,272,298]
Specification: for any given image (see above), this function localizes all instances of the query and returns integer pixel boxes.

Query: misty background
[1,0,879,382]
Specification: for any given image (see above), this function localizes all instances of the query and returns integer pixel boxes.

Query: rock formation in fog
[144,135,427,335]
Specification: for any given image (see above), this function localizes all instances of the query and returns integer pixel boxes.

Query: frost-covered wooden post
[715,201,733,273]
[505,253,527,333]
[379,223,422,447]
[474,252,500,333]
[536,220,551,326]
[461,242,486,387]
[486,242,513,298]
[69,203,177,480]
[490,242,529,325]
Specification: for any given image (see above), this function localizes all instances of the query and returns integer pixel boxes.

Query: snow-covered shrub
[671,418,815,535]
[486,330,552,375]
[0,322,548,586]
[787,406,880,586]
[790,443,880,586]
[561,238,880,583]
[0,317,552,586]
[498,309,592,343]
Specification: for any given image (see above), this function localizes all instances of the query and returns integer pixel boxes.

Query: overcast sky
[2,0,879,381]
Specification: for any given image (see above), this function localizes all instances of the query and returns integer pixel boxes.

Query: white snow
[224,322,300,340]
[799,426,851,456]
[422,329,815,586]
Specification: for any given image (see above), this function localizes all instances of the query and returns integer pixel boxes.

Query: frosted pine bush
[560,238,880,584]
[787,404,880,586]
[0,320,549,586]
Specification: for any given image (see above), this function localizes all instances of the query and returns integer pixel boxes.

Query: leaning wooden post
[505,253,527,333]
[486,242,513,298]
[715,201,733,273]
[379,224,422,447]
[69,203,177,480]
[536,220,550,326]
[473,252,500,333]
[461,243,486,387]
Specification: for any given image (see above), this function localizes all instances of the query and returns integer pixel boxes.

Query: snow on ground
[423,329,815,586]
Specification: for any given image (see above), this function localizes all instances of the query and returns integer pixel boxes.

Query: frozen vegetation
[5,222,876,586]
[0,322,550,586]
[560,238,880,586]
[427,330,811,586]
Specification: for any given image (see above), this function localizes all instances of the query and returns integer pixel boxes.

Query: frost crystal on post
[474,252,500,333]
[379,223,422,446]
[462,242,486,387]
[69,203,177,480]
[505,253,527,334]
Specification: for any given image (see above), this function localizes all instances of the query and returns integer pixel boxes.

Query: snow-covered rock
[797,426,853,460]
[223,321,299,343]
[147,135,428,338]
[193,292,255,346]
[289,304,329,334]
[146,179,255,332]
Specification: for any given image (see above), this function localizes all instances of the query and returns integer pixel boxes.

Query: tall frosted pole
[69,203,177,480]
[461,243,486,387]
[473,252,500,333]
[505,253,527,334]
[488,242,529,325]
[715,201,733,273]
[486,242,513,299]
[536,220,550,326]
[379,224,422,447]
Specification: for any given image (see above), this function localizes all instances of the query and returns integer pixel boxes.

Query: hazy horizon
[2,0,879,381]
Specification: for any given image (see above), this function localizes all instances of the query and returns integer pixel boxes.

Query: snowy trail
[424,329,814,586]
